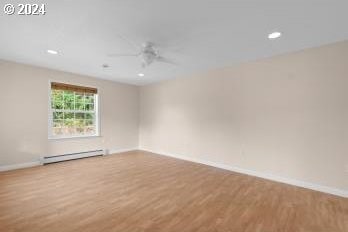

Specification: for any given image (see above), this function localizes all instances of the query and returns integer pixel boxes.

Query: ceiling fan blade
[156,56,177,65]
[108,53,139,57]
[118,34,140,51]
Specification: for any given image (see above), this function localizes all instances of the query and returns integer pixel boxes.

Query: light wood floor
[0,151,347,232]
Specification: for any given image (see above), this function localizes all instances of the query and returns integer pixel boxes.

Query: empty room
[0,1,347,231]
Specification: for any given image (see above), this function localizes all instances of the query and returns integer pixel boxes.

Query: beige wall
[1,41,347,192]
[139,41,348,191]
[0,61,139,166]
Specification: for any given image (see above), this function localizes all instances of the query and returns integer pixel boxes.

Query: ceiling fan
[108,42,176,68]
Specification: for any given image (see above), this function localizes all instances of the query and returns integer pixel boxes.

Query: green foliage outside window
[51,90,96,136]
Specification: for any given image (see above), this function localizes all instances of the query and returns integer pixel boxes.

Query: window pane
[63,91,75,110]
[76,126,85,134]
[75,113,85,119]
[52,101,63,110]
[53,112,63,120]
[75,93,85,103]
[53,127,63,135]
[85,104,94,111]
[75,102,85,111]
[85,94,94,104]
[64,112,74,119]
[52,90,63,102]
[64,119,75,127]
[75,119,85,127]
[85,119,94,126]
[53,120,63,128]
[62,126,76,135]
[85,127,95,135]
[86,113,94,120]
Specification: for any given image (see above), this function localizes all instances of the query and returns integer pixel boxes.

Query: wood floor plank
[0,150,347,232]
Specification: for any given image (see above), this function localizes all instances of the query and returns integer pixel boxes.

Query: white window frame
[48,80,100,140]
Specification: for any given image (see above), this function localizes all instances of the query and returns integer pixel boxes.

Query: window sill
[48,134,101,140]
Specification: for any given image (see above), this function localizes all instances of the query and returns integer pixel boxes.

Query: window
[49,82,99,139]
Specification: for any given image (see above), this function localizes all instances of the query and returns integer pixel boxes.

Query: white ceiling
[1,0,348,85]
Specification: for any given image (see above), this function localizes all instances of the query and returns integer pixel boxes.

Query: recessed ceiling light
[47,49,58,55]
[138,73,145,77]
[268,31,282,40]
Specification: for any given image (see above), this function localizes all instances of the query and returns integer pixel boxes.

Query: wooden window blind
[51,82,97,94]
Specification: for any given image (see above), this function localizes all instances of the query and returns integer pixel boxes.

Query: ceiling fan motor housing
[141,44,158,66]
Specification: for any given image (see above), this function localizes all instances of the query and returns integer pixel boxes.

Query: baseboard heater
[42,149,105,164]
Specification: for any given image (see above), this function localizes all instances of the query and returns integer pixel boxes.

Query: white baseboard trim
[107,148,138,155]
[141,149,348,198]
[0,161,42,172]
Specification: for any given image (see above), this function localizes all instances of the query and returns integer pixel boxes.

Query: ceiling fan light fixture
[268,31,282,40]
[47,49,58,55]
